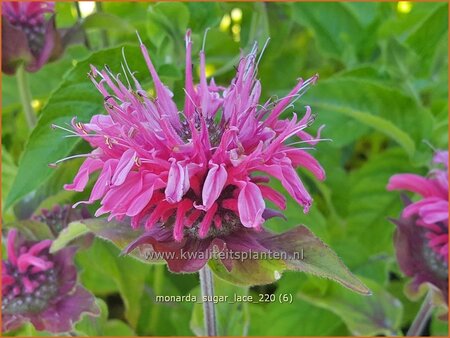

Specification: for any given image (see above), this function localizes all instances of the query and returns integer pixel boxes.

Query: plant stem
[16,64,36,129]
[149,264,164,334]
[407,291,434,336]
[95,2,109,48]
[199,265,218,336]
[74,2,92,50]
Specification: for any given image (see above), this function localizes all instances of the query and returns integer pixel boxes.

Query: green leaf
[186,2,221,32]
[75,298,136,336]
[208,257,286,287]
[158,64,182,82]
[76,238,152,329]
[3,220,54,241]
[75,298,108,336]
[347,148,423,258]
[148,2,190,35]
[5,44,148,210]
[248,272,348,335]
[2,146,17,220]
[12,158,81,221]
[211,225,370,295]
[335,104,414,155]
[82,12,134,32]
[246,272,348,335]
[104,320,136,336]
[430,312,449,336]
[265,200,329,241]
[298,278,403,336]
[406,3,448,73]
[1,146,17,201]
[1,45,89,108]
[290,3,363,60]
[146,2,190,50]
[50,221,90,253]
[85,219,367,295]
[81,218,164,264]
[136,266,198,335]
[302,77,433,155]
[264,225,371,295]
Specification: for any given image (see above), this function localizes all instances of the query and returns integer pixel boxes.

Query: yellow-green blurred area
[1,2,448,337]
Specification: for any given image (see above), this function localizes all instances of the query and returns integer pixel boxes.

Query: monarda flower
[1,1,62,74]
[2,229,99,333]
[387,151,448,303]
[61,31,326,274]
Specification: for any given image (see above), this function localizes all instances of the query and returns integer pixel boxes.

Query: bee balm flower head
[2,229,99,333]
[1,1,62,74]
[61,31,325,272]
[388,151,448,302]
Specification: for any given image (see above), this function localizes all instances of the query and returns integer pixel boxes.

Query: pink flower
[2,229,99,333]
[387,151,448,308]
[1,1,63,74]
[59,31,325,272]
[388,151,448,262]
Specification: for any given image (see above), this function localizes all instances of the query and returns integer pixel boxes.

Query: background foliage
[2,1,448,336]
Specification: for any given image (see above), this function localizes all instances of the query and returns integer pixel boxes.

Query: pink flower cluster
[2,2,54,28]
[388,151,448,262]
[2,229,98,333]
[2,1,59,74]
[63,31,324,243]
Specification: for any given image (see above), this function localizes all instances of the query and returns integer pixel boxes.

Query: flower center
[10,20,47,57]
[179,115,224,147]
[185,211,242,239]
[422,224,448,278]
[2,263,58,315]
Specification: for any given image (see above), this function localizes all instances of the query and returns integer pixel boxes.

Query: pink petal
[111,149,136,186]
[259,160,312,212]
[126,174,163,217]
[199,203,218,238]
[139,38,179,128]
[433,151,448,167]
[419,200,449,224]
[387,174,442,198]
[285,149,325,180]
[258,185,286,210]
[28,240,52,255]
[88,159,117,201]
[265,75,318,127]
[101,173,142,215]
[403,197,441,218]
[6,229,18,265]
[64,158,103,192]
[237,181,265,228]
[202,164,228,209]
[165,160,190,203]
[183,30,197,118]
[17,254,53,273]
[173,200,193,241]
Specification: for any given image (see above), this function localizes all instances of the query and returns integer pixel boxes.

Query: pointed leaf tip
[262,225,372,295]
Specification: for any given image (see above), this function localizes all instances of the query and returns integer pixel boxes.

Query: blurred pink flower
[388,151,448,262]
[388,151,448,306]
[2,229,99,333]
[1,1,62,74]
[60,31,325,272]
